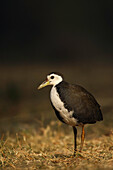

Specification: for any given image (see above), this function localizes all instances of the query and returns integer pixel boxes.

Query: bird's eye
[51,76,54,79]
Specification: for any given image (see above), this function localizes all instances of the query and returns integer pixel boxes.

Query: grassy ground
[0,122,113,169]
[0,63,113,169]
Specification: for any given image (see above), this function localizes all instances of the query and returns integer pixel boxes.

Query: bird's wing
[56,82,103,124]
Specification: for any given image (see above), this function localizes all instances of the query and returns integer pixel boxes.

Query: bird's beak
[38,79,50,90]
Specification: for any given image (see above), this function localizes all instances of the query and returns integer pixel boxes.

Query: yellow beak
[38,80,50,90]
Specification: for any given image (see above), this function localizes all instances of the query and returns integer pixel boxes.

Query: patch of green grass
[0,122,113,169]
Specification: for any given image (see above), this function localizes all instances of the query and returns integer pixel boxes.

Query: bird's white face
[47,73,63,86]
[38,73,63,89]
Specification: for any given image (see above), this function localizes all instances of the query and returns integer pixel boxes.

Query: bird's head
[38,72,63,89]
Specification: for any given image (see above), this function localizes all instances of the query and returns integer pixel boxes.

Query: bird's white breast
[50,86,78,126]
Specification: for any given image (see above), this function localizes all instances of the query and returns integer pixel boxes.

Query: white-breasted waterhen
[38,72,103,156]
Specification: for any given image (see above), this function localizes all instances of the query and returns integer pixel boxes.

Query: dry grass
[0,121,113,169]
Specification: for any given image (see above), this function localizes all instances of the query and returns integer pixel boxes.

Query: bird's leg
[80,125,85,151]
[73,126,77,156]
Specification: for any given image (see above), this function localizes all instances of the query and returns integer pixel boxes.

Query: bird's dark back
[55,81,103,124]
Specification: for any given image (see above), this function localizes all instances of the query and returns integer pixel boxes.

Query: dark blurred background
[0,0,113,136]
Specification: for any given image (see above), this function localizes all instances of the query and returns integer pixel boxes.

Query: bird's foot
[73,150,77,157]
[70,154,76,158]
[80,145,83,152]
[79,149,82,152]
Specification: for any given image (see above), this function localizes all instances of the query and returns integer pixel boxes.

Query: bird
[38,72,103,156]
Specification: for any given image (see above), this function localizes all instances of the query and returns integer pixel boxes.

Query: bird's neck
[53,80,63,87]
[54,80,69,88]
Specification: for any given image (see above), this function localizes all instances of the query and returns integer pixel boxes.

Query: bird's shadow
[54,153,72,158]
[54,152,84,159]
